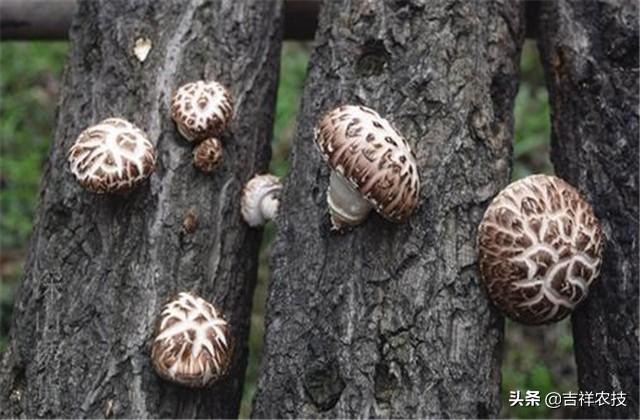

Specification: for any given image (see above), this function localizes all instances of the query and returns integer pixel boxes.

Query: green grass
[0,42,69,352]
[0,42,69,250]
[501,319,577,418]
[0,39,567,419]
[270,43,309,178]
[512,41,553,180]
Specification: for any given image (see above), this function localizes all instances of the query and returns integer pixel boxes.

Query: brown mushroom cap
[193,138,222,173]
[151,292,233,388]
[68,118,156,193]
[477,174,604,325]
[170,80,233,142]
[314,105,420,223]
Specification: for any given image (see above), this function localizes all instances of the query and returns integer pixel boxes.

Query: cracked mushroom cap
[68,118,156,193]
[151,292,233,388]
[477,174,604,325]
[193,138,222,173]
[241,174,282,227]
[170,80,233,142]
[314,105,420,223]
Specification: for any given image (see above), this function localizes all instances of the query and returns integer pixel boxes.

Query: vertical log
[538,1,639,418]
[0,0,283,417]
[253,0,525,417]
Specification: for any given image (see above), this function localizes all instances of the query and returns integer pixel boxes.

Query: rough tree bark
[0,0,282,418]
[253,1,525,417]
[537,1,639,418]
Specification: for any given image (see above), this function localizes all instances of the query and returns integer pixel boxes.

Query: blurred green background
[0,40,571,418]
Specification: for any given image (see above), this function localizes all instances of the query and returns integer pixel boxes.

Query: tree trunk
[0,0,282,418]
[253,1,525,417]
[537,1,639,418]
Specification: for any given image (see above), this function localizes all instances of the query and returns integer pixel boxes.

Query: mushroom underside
[259,193,279,222]
[241,175,282,227]
[327,170,373,230]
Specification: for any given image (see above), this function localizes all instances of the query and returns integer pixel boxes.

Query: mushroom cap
[68,118,156,194]
[314,105,420,223]
[193,138,223,173]
[241,174,282,227]
[477,174,604,325]
[170,80,233,142]
[151,292,233,388]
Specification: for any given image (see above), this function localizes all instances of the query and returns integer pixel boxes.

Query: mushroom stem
[327,171,372,230]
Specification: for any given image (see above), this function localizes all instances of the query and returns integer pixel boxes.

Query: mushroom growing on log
[241,174,282,227]
[477,174,604,324]
[193,138,223,174]
[314,105,420,230]
[68,117,156,193]
[151,292,233,388]
[170,80,234,143]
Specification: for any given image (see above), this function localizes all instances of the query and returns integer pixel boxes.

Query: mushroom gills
[259,193,279,222]
[176,122,195,142]
[327,171,372,230]
[241,174,282,227]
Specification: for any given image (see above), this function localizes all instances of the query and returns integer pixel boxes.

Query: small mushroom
[241,174,282,227]
[68,118,156,194]
[182,208,198,234]
[477,174,604,325]
[151,292,233,388]
[170,80,233,143]
[133,37,152,62]
[314,105,420,230]
[193,138,222,173]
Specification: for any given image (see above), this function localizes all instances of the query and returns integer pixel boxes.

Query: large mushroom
[151,292,233,388]
[241,174,282,227]
[170,80,233,143]
[68,118,156,193]
[477,174,604,325]
[314,105,420,230]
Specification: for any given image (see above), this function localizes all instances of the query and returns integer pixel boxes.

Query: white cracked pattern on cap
[68,118,156,194]
[171,80,233,142]
[151,292,233,388]
[477,174,604,325]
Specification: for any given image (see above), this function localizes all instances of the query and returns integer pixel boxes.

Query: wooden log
[253,0,526,417]
[538,1,639,418]
[0,0,283,417]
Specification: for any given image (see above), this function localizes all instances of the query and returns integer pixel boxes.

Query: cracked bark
[253,0,525,418]
[0,0,282,418]
[537,1,639,418]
